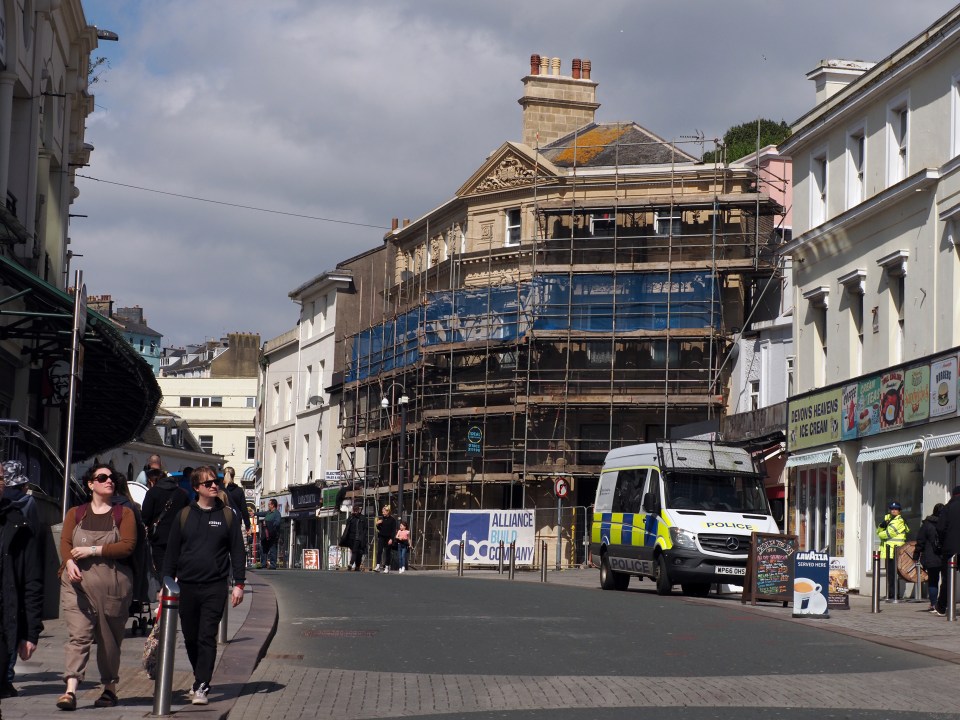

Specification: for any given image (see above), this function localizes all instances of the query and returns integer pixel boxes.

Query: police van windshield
[663,472,769,513]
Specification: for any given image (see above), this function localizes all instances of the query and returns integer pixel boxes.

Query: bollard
[508,541,516,580]
[458,540,465,576]
[152,577,181,717]
[498,541,505,575]
[540,541,548,582]
[949,556,957,622]
[218,583,230,645]
[871,551,881,614]
[911,559,923,603]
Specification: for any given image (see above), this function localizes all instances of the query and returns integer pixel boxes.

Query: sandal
[94,688,118,707]
[56,691,77,711]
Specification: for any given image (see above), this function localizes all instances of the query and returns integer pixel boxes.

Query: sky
[75,0,959,349]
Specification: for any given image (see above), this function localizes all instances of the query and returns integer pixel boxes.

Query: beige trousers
[61,521,133,684]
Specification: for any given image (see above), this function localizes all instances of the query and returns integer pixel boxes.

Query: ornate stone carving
[475,156,535,192]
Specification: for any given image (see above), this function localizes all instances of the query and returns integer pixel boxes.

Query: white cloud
[76,0,959,347]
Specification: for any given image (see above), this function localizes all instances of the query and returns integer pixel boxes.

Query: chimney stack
[519,55,599,148]
[806,59,874,104]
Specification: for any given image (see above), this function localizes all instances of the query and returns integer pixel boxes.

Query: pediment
[457,142,560,197]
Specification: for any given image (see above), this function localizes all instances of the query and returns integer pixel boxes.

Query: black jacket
[341,512,368,551]
[162,499,246,585]
[938,496,960,560]
[376,514,398,542]
[224,483,250,531]
[915,514,943,569]
[141,477,190,547]
[0,499,43,650]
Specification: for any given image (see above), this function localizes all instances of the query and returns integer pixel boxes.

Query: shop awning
[0,254,161,460]
[857,439,924,464]
[785,447,840,468]
[926,431,960,456]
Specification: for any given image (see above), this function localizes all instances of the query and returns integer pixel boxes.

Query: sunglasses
[92,473,114,483]
[197,480,218,489]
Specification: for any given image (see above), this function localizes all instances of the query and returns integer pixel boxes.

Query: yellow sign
[788,387,842,451]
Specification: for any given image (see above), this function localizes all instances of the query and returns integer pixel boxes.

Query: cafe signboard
[788,387,841,452]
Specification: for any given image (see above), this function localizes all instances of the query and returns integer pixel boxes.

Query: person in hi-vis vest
[877,500,909,601]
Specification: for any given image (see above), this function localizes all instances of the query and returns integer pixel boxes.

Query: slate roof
[540,123,698,168]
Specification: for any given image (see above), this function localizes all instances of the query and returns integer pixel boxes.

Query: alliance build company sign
[444,510,536,566]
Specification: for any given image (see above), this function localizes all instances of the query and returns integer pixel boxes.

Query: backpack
[75,502,124,528]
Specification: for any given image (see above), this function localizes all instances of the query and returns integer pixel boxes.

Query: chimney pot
[530,54,541,76]
[572,58,581,79]
[403,219,411,227]
[391,218,399,231]
[551,57,561,76]
[540,54,548,75]
[582,59,591,80]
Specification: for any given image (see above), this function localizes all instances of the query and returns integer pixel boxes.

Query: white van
[590,440,778,596]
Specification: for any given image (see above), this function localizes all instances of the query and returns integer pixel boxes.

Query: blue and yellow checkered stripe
[591,511,672,549]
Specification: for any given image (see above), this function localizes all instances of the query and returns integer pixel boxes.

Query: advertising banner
[840,384,859,441]
[903,365,930,424]
[930,355,958,418]
[788,387,841,451]
[444,510,536,565]
[792,550,830,617]
[879,370,904,431]
[856,377,882,437]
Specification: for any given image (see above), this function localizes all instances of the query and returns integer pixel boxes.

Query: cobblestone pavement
[226,569,960,720]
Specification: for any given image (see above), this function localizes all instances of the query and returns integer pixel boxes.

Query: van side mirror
[642,492,658,514]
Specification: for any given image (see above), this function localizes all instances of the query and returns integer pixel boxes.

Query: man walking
[135,454,163,487]
[162,467,245,705]
[141,468,189,587]
[222,467,251,536]
[340,504,368,571]
[877,500,909,602]
[260,499,282,569]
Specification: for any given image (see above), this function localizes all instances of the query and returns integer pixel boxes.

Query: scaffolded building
[339,56,785,565]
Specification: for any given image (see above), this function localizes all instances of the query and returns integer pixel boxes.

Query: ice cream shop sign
[789,351,960,452]
[789,388,841,451]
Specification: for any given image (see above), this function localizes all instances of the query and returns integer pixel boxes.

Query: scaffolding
[339,126,785,565]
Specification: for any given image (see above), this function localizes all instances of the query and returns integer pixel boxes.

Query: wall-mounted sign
[878,370,904,431]
[903,365,930,424]
[466,426,483,456]
[856,377,882,437]
[930,355,958,418]
[788,387,841,451]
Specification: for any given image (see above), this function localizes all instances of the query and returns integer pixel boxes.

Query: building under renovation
[338,56,787,566]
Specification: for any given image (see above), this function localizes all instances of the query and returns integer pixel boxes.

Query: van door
[609,468,648,566]
[638,468,661,566]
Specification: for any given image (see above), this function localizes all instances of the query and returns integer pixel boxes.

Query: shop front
[787,351,960,595]
[288,484,322,569]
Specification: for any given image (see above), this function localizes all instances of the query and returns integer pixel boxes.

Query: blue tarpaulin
[347,271,719,382]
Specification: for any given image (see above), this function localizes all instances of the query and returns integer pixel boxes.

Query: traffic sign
[554,476,569,498]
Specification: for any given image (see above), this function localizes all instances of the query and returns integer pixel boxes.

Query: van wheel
[655,555,672,595]
[600,553,617,590]
[614,570,630,591]
[681,582,711,597]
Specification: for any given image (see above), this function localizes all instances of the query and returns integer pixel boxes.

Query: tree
[702,119,791,164]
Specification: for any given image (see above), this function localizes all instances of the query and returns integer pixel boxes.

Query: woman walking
[56,464,136,711]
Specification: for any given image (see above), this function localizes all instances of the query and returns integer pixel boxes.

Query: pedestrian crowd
[0,454,255,715]
[338,503,410,574]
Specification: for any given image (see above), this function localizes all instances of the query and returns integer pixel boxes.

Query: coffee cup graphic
[794,577,821,596]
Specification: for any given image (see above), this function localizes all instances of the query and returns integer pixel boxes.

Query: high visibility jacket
[877,513,909,559]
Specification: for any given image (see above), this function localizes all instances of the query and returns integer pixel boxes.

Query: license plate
[716,566,746,576]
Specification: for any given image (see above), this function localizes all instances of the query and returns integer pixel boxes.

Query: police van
[591,440,777,596]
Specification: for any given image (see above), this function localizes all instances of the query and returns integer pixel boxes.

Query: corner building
[341,56,785,567]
